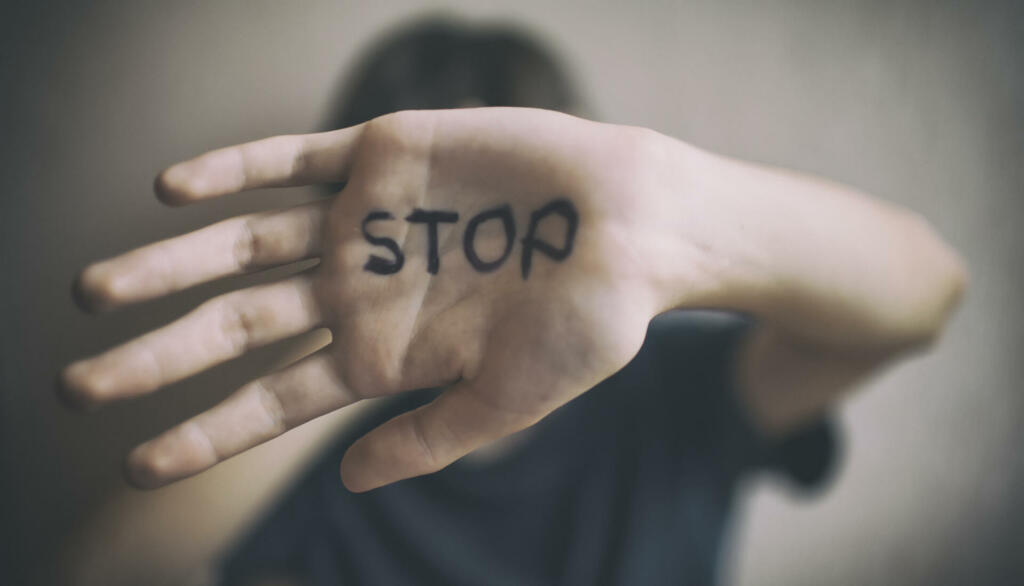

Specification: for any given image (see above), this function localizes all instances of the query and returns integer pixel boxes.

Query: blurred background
[1,1,1021,584]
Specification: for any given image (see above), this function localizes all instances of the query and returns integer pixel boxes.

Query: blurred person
[59,18,966,586]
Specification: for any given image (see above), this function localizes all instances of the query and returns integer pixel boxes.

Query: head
[324,16,584,131]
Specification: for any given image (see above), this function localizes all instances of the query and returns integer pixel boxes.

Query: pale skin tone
[60,107,966,496]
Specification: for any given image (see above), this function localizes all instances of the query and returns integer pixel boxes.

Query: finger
[155,124,364,205]
[125,347,353,488]
[75,200,328,311]
[339,383,543,492]
[60,275,321,407]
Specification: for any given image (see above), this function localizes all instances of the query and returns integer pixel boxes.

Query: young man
[60,19,965,586]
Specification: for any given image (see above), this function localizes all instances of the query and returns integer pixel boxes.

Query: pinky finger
[125,346,355,488]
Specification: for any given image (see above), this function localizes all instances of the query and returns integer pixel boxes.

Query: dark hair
[324,17,582,130]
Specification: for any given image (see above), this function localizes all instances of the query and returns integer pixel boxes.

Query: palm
[62,108,655,491]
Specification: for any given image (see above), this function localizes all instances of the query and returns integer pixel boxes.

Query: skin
[59,107,966,497]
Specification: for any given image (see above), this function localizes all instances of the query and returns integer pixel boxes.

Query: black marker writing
[462,204,516,273]
[361,210,404,275]
[405,208,459,274]
[520,198,578,279]
[360,198,578,279]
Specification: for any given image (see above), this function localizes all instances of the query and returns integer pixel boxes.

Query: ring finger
[60,274,322,406]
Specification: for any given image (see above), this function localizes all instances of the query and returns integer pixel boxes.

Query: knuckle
[252,378,288,434]
[286,135,312,179]
[410,415,441,468]
[252,134,307,183]
[231,218,258,271]
[233,214,295,269]
[207,296,256,355]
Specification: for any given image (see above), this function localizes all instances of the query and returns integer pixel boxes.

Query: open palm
[62,108,664,491]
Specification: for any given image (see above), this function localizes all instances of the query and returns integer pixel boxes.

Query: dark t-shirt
[219,310,838,586]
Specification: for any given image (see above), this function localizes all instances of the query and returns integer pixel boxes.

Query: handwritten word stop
[360,198,578,279]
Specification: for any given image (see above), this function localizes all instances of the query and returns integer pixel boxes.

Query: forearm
[646,133,966,353]
[626,130,966,432]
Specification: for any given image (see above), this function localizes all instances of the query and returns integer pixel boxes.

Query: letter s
[361,210,404,275]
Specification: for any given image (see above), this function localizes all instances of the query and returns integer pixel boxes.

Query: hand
[60,108,681,491]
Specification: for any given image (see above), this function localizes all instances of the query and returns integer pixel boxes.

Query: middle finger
[76,200,328,311]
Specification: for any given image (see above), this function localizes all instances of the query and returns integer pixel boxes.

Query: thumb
[340,382,542,492]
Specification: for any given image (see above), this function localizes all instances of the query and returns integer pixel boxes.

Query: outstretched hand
[61,108,681,491]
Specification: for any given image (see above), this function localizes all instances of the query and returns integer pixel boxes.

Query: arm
[60,108,965,492]
[637,136,966,433]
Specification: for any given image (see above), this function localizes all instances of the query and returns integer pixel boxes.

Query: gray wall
[2,1,1021,584]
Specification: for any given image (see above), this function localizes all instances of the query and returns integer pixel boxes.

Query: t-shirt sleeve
[642,310,841,491]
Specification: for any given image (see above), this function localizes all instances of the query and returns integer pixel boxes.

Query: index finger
[155,124,365,205]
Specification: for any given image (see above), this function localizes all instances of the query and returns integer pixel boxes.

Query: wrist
[626,129,773,317]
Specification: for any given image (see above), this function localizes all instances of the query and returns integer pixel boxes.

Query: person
[58,18,966,586]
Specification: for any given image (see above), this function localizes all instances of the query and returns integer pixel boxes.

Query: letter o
[463,205,516,273]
